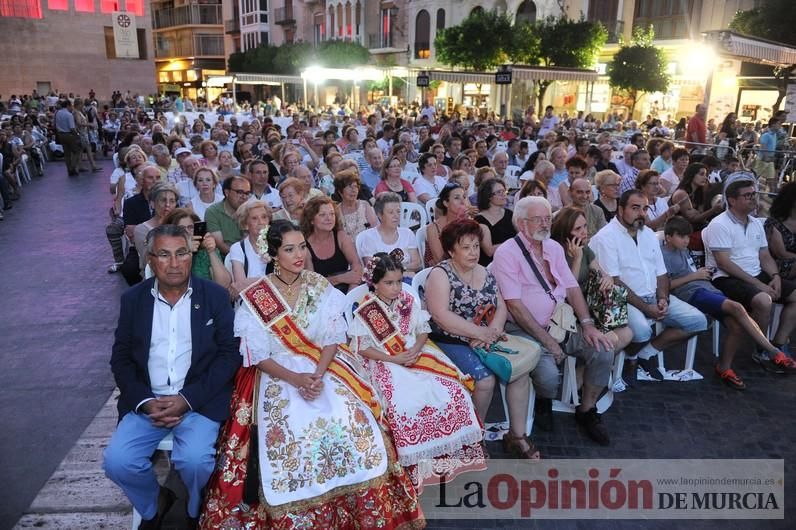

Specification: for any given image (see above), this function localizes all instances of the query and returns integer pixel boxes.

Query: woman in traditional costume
[348,250,486,493]
[200,220,425,529]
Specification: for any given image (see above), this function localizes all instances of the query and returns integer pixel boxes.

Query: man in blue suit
[104,224,240,530]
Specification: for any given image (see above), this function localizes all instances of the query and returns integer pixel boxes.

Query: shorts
[753,159,775,181]
[687,288,727,321]
[713,272,796,309]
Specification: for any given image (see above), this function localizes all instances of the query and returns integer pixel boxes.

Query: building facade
[0,0,156,99]
[151,0,226,99]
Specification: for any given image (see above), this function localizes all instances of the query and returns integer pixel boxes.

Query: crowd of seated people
[9,91,785,528]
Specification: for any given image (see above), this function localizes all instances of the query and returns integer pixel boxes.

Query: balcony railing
[225,18,240,34]
[601,19,625,43]
[155,34,225,59]
[274,5,295,26]
[153,5,223,30]
[368,33,394,49]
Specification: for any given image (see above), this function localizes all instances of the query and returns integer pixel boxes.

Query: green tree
[434,9,513,71]
[227,40,370,75]
[729,0,796,111]
[529,16,607,111]
[607,26,670,119]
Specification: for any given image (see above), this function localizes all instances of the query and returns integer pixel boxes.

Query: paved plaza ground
[1,159,794,529]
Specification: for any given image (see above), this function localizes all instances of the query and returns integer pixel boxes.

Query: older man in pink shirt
[492,196,615,446]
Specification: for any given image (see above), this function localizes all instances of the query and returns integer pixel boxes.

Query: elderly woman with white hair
[593,169,622,222]
[228,199,275,296]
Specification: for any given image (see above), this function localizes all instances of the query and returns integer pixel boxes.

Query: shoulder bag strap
[513,235,556,303]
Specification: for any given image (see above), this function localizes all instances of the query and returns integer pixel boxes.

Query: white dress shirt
[148,282,193,398]
[589,217,667,298]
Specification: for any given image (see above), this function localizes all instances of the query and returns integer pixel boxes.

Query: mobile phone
[193,221,207,238]
[291,139,300,145]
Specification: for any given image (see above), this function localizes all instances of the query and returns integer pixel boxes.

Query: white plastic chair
[130,433,174,530]
[405,162,419,174]
[653,321,701,379]
[416,225,428,263]
[506,165,521,179]
[411,266,433,304]
[344,283,419,325]
[767,303,784,341]
[400,201,427,229]
[425,200,436,223]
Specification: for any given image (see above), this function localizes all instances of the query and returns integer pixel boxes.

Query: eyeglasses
[231,189,251,197]
[149,250,192,263]
[491,189,507,196]
[525,216,552,225]
[739,191,757,200]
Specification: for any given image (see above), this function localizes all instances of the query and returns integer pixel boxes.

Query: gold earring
[274,259,281,276]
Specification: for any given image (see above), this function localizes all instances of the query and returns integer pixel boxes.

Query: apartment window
[100,0,119,13]
[259,0,267,12]
[634,0,696,39]
[47,0,67,10]
[75,0,94,12]
[414,9,430,59]
[125,0,143,16]
[436,8,445,30]
[104,26,147,59]
[260,31,268,46]
[0,0,43,18]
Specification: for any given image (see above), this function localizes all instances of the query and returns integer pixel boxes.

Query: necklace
[274,270,302,297]
[450,261,475,287]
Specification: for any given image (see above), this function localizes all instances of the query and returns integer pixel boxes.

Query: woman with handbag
[425,219,542,459]
[349,250,486,492]
[551,207,633,353]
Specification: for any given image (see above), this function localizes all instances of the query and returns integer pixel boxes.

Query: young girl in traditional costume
[349,250,486,492]
[199,221,425,529]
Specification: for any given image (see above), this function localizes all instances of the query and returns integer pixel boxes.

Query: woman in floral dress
[349,251,485,493]
[200,220,424,529]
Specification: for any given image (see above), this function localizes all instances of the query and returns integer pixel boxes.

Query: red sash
[241,277,382,419]
[354,293,475,392]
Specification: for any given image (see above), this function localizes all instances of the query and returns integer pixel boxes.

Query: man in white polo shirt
[703,174,796,373]
[589,189,707,380]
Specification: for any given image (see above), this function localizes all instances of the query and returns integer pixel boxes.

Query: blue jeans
[103,411,220,519]
[627,295,707,343]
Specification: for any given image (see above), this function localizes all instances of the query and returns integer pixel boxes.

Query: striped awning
[426,66,598,84]
[703,30,796,66]
[231,73,304,85]
[427,70,494,84]
[512,66,598,82]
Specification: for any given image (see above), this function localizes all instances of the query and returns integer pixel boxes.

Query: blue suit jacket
[110,276,241,423]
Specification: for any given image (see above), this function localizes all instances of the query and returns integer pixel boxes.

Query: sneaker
[575,406,610,446]
[637,357,664,381]
[715,366,746,390]
[770,352,796,374]
[751,352,785,374]
[107,263,122,273]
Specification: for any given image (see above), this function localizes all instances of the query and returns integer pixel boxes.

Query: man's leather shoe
[138,486,176,530]
[534,397,554,432]
[186,515,199,530]
[575,406,610,446]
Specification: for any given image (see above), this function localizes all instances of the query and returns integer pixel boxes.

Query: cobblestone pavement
[5,158,794,529]
[0,158,126,529]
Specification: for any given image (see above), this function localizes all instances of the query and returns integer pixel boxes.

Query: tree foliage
[227,40,370,75]
[729,0,796,111]
[435,11,606,110]
[729,0,796,47]
[434,9,513,71]
[607,26,670,118]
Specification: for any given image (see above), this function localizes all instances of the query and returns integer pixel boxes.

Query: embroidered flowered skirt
[199,365,425,529]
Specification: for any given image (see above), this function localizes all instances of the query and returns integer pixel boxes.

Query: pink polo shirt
[492,232,578,327]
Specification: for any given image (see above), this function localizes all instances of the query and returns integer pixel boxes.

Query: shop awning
[426,66,598,84]
[230,73,304,85]
[512,66,599,82]
[703,30,796,66]
[427,70,494,84]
